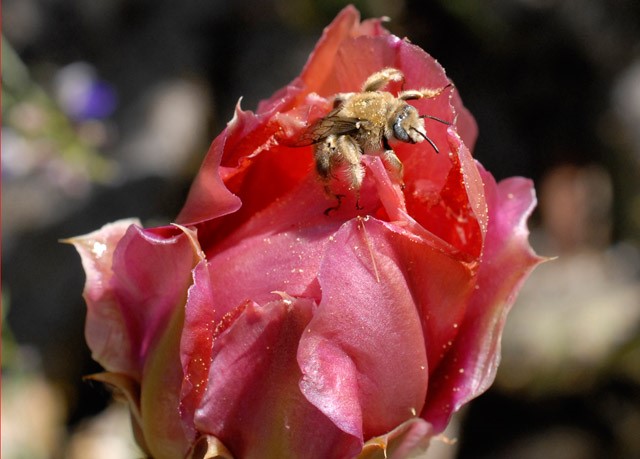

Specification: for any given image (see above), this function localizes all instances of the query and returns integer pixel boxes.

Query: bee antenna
[411,128,439,154]
[419,114,451,125]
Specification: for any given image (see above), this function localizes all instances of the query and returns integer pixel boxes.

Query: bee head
[392,104,427,144]
[391,103,444,154]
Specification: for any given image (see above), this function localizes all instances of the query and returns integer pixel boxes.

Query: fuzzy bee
[299,68,450,212]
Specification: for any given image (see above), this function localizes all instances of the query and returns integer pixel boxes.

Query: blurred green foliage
[2,36,115,184]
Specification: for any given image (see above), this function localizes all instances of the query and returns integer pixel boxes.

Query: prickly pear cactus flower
[70,6,542,459]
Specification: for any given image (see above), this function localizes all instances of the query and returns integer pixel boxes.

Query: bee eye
[393,108,412,143]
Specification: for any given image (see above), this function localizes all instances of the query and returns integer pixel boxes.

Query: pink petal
[363,156,407,222]
[175,109,246,226]
[176,102,324,238]
[108,224,201,377]
[179,259,217,441]
[68,219,139,376]
[71,221,203,458]
[380,223,477,375]
[204,194,335,311]
[422,168,544,431]
[297,6,389,97]
[298,218,429,443]
[195,298,361,459]
[199,170,382,316]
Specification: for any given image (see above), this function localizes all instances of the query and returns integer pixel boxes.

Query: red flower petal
[298,218,429,443]
[422,169,544,431]
[179,259,217,441]
[108,224,201,376]
[71,221,205,458]
[72,221,200,380]
[68,219,139,376]
[194,297,361,459]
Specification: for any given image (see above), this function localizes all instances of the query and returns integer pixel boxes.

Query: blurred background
[2,0,640,458]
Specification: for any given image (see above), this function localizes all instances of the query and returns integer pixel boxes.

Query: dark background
[3,1,640,458]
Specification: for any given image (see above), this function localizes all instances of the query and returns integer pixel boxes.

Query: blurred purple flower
[54,62,117,120]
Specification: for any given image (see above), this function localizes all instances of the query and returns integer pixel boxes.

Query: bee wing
[282,110,363,147]
[310,114,362,140]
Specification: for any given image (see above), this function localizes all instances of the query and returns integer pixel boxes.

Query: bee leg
[315,136,347,185]
[314,141,333,184]
[399,84,451,101]
[398,90,425,101]
[336,135,364,192]
[336,136,365,211]
[381,145,405,187]
[316,136,348,215]
[317,135,364,215]
[363,68,404,92]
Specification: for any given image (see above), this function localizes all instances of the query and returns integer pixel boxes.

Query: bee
[300,68,450,213]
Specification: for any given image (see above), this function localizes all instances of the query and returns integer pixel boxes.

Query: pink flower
[70,6,542,459]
